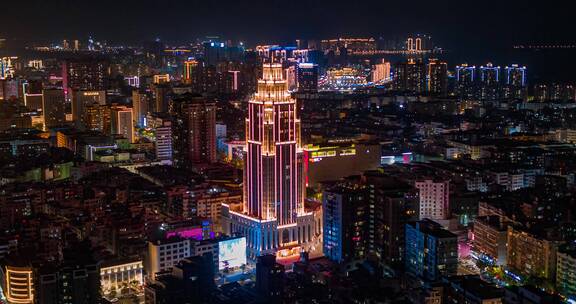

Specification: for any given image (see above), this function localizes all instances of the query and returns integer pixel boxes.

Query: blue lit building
[479,63,500,85]
[505,64,527,87]
[504,64,527,100]
[479,63,501,100]
[323,184,368,264]
[455,64,476,99]
[405,219,458,281]
[456,64,476,84]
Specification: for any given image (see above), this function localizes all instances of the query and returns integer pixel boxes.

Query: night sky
[2,0,575,80]
[0,0,573,47]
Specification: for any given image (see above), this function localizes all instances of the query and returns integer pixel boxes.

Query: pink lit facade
[244,63,305,223]
[222,64,317,258]
[415,179,450,220]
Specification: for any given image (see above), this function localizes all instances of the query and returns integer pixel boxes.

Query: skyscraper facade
[479,63,501,100]
[371,59,391,84]
[427,58,448,96]
[296,63,319,92]
[504,64,527,100]
[62,58,108,92]
[323,184,368,263]
[393,58,427,93]
[222,63,317,258]
[173,94,216,165]
[111,106,134,143]
[41,89,66,130]
[455,64,476,99]
[405,219,458,282]
[415,179,450,221]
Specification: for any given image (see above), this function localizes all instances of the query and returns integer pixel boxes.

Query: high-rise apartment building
[41,89,66,130]
[364,171,418,266]
[455,64,476,99]
[405,219,458,281]
[111,106,134,143]
[505,64,527,87]
[323,183,368,263]
[480,63,500,86]
[132,90,149,127]
[256,255,285,301]
[371,59,391,84]
[173,94,216,164]
[393,58,427,93]
[71,90,106,129]
[155,120,173,162]
[427,58,448,96]
[415,179,450,220]
[473,215,508,266]
[478,63,501,100]
[183,60,200,85]
[504,64,527,100]
[84,104,111,133]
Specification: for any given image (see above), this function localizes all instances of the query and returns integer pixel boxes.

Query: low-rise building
[507,225,558,280]
[473,215,508,265]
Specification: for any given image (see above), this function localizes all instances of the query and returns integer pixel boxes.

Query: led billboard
[218,237,247,270]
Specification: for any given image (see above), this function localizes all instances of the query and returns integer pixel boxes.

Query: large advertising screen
[218,237,247,270]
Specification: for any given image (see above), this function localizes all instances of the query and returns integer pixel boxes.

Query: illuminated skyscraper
[183,60,200,85]
[2,263,35,304]
[479,63,500,85]
[393,58,427,93]
[226,70,241,93]
[153,74,170,84]
[455,64,476,99]
[111,106,134,143]
[1,57,17,79]
[132,89,149,126]
[71,90,106,129]
[84,103,111,134]
[62,58,108,93]
[415,179,450,220]
[456,64,476,84]
[504,64,527,100]
[505,64,526,87]
[222,63,318,258]
[479,63,501,100]
[371,59,391,84]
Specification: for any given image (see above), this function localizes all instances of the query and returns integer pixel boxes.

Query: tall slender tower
[245,63,305,223]
[223,63,318,259]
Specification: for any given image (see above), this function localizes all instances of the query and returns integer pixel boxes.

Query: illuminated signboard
[166,227,203,240]
[218,237,247,270]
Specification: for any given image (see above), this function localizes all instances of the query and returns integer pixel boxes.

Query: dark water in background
[442,47,576,84]
[3,39,575,84]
